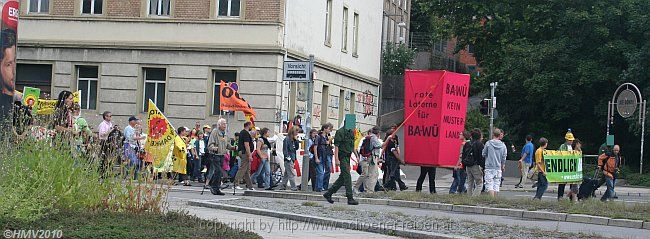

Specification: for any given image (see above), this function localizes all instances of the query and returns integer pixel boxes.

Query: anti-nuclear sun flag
[145,100,177,173]
[219,81,256,118]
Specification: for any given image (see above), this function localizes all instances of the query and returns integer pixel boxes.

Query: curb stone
[451,205,484,214]
[242,190,649,230]
[565,214,610,225]
[483,208,524,218]
[389,200,421,208]
[522,211,567,221]
[305,194,326,202]
[608,219,643,229]
[188,200,469,239]
[357,198,389,205]
[420,202,454,211]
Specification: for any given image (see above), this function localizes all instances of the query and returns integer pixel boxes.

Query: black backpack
[359,136,373,157]
[461,141,477,166]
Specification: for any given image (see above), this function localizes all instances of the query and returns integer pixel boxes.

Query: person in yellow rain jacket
[173,127,189,186]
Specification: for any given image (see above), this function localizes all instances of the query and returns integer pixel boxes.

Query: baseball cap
[128,116,139,122]
[203,124,212,129]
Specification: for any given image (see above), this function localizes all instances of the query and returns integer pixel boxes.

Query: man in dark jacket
[465,129,485,196]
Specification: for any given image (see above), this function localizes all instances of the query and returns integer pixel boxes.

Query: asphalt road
[166,188,648,239]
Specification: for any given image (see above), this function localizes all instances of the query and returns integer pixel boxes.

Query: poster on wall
[0,0,18,123]
[403,70,470,167]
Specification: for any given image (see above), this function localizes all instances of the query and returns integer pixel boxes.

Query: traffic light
[480,99,490,116]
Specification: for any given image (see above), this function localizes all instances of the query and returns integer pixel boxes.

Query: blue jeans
[450,169,467,193]
[314,159,325,191]
[534,172,549,199]
[192,155,202,180]
[601,177,615,201]
[123,143,140,180]
[251,159,271,189]
[321,155,332,190]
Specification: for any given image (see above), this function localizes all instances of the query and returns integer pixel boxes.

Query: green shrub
[0,134,169,221]
[0,210,262,239]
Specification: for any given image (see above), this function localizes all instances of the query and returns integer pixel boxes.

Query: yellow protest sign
[145,100,176,173]
[35,90,81,115]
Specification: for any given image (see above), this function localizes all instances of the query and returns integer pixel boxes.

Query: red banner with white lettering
[403,70,470,167]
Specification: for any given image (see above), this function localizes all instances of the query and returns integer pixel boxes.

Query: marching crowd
[10,90,624,205]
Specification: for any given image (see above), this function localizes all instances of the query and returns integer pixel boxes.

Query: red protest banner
[403,70,470,167]
[219,81,256,117]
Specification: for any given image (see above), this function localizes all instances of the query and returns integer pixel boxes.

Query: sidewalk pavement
[167,195,401,239]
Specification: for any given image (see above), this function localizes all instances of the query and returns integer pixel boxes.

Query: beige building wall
[16,0,381,133]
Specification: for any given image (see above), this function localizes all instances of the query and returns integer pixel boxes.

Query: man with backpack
[463,129,485,196]
[598,145,621,202]
[354,127,382,193]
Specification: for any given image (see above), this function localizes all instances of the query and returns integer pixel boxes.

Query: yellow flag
[145,100,177,173]
[353,128,363,151]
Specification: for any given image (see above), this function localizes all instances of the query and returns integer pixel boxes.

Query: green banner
[543,150,582,183]
[22,87,40,111]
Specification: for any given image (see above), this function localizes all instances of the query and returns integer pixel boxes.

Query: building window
[148,0,171,17]
[387,19,394,43]
[217,0,240,17]
[341,7,348,52]
[350,92,355,114]
[321,85,329,125]
[82,0,102,15]
[29,0,49,13]
[77,66,98,110]
[143,68,166,112]
[324,0,332,45]
[212,70,237,115]
[16,64,52,98]
[352,13,359,55]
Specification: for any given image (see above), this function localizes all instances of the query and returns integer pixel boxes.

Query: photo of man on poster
[0,28,16,119]
[0,0,18,123]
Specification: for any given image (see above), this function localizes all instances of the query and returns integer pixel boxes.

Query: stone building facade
[16,0,382,133]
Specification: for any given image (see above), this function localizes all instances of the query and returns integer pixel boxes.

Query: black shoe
[400,186,409,191]
[210,188,225,196]
[347,198,359,205]
[323,193,334,204]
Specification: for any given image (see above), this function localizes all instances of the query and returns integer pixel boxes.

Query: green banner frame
[543,150,583,183]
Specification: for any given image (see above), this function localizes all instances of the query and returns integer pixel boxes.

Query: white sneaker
[247,188,256,191]
[234,186,244,190]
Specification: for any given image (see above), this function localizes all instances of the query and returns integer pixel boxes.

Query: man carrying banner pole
[206,118,233,195]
